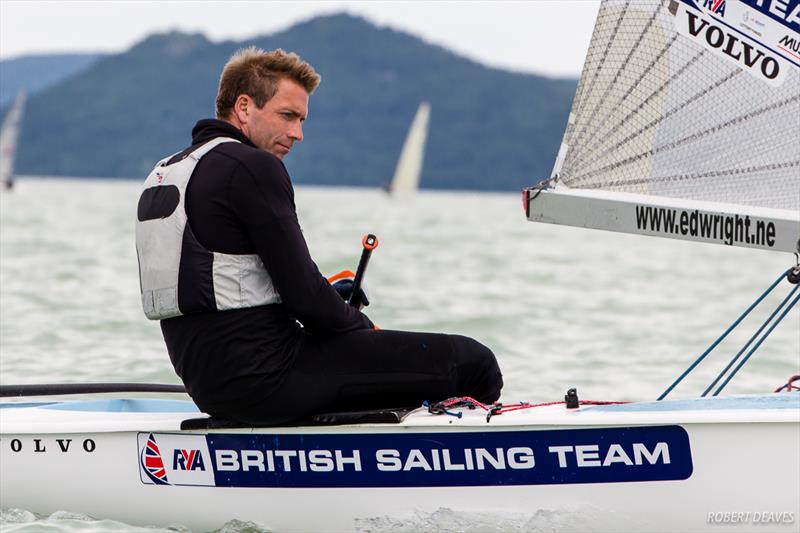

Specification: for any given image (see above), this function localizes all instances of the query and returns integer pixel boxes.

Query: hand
[332,278,370,309]
[327,270,370,309]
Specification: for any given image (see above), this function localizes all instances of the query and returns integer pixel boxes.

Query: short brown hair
[215,47,321,118]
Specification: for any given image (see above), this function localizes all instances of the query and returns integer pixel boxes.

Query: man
[136,47,502,425]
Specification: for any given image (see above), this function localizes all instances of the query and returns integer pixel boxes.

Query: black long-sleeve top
[160,119,373,412]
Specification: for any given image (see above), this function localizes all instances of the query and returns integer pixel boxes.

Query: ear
[232,94,252,124]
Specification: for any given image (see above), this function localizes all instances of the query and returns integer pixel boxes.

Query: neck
[220,115,244,131]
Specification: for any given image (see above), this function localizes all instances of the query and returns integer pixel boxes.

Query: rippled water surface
[1,179,798,531]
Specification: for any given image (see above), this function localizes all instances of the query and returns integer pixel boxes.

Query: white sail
[0,91,26,189]
[526,0,800,253]
[389,101,430,195]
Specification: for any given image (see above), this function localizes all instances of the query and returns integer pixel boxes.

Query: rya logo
[702,0,726,16]
[173,448,206,471]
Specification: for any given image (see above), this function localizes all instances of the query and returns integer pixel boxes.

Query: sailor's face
[245,78,308,159]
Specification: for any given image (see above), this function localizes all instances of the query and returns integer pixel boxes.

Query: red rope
[775,374,800,393]
[432,396,629,417]
[435,378,799,419]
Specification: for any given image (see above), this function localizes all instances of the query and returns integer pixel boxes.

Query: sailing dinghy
[0,90,26,190]
[387,101,430,195]
[2,1,799,531]
[0,391,797,531]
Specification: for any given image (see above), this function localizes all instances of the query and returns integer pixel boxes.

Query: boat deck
[1,393,797,434]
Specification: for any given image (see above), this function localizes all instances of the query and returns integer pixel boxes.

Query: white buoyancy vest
[136,137,282,320]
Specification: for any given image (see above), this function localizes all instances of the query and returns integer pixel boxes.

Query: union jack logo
[156,172,164,183]
[141,433,170,485]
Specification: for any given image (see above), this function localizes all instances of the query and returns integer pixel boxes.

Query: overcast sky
[0,1,601,77]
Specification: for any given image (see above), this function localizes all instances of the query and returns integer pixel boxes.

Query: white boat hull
[2,394,798,531]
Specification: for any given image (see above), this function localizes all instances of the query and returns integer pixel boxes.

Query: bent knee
[451,335,503,403]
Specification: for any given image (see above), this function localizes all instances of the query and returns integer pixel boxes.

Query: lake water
[1,178,798,532]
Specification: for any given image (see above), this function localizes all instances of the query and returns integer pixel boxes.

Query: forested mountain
[10,14,577,190]
[0,53,103,106]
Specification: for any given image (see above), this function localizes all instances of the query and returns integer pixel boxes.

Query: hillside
[0,53,103,106]
[13,15,577,191]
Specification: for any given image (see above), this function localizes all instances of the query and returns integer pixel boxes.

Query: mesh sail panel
[556,0,799,211]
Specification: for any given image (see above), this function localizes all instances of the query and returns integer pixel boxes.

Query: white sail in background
[0,91,26,190]
[389,101,430,195]
[526,0,799,253]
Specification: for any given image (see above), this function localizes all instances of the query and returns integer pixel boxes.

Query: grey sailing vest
[136,137,282,320]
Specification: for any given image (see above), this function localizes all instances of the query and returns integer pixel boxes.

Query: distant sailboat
[0,91,26,190]
[387,101,430,195]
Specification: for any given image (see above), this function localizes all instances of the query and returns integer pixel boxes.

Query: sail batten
[528,0,800,251]
[584,66,739,170]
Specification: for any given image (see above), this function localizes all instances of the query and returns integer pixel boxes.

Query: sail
[0,90,26,189]
[389,102,430,195]
[525,0,800,253]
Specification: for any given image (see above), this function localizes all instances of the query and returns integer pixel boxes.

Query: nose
[289,120,303,142]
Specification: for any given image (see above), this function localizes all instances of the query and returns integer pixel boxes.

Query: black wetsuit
[160,119,503,424]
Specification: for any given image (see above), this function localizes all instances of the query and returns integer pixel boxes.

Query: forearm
[255,215,374,335]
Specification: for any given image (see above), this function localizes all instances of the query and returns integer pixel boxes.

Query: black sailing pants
[226,329,503,425]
